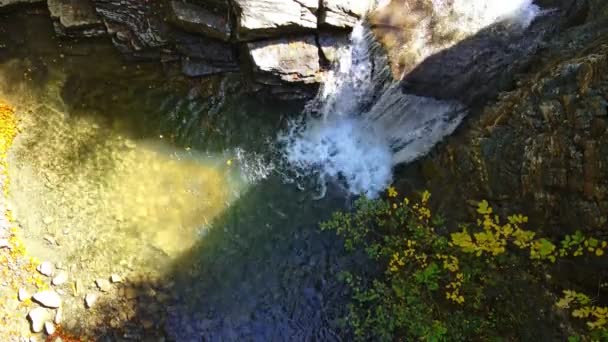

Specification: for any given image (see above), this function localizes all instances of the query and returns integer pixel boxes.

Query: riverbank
[0,101,54,340]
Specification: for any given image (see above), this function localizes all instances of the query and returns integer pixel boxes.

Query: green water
[0,9,351,338]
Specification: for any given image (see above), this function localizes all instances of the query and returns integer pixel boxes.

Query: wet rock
[44,321,56,335]
[95,278,111,292]
[27,308,50,333]
[47,0,105,37]
[232,0,318,40]
[85,293,97,308]
[319,0,373,28]
[318,32,350,64]
[33,290,62,308]
[18,287,30,302]
[246,35,321,85]
[36,262,54,277]
[52,271,68,286]
[168,1,231,41]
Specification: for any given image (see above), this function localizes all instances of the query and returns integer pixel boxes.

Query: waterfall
[279,0,542,197]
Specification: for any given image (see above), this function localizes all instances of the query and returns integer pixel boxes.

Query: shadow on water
[78,178,360,341]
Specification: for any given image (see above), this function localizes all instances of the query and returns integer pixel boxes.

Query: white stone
[247,36,322,84]
[36,261,54,277]
[0,238,9,248]
[110,274,122,283]
[28,307,49,333]
[85,293,97,308]
[95,278,111,292]
[52,271,68,286]
[32,290,62,308]
[18,287,30,301]
[233,0,318,40]
[54,307,62,324]
[44,321,56,335]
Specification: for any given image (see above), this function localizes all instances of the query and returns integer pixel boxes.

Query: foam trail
[280,0,541,197]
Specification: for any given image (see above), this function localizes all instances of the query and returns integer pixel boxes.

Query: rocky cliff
[391,0,608,236]
[0,0,373,99]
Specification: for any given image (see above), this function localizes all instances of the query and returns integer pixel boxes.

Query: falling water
[280,0,542,197]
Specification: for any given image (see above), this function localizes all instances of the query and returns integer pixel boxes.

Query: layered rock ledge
[0,0,375,99]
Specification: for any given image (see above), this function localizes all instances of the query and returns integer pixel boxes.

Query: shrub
[322,189,608,341]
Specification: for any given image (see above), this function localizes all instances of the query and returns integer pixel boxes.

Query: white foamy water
[280,1,542,197]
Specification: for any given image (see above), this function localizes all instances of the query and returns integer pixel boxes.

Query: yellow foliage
[558,290,608,330]
[387,186,398,198]
[450,200,606,265]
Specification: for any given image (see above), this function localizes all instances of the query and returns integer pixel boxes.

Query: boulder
[319,0,373,28]
[168,1,231,41]
[246,35,322,85]
[232,0,318,40]
[47,0,105,37]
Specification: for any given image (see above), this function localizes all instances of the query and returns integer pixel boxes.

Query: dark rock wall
[404,6,608,236]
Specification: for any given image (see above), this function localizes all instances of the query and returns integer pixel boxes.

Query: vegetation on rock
[323,188,608,341]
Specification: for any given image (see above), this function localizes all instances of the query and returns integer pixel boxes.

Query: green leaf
[477,200,493,215]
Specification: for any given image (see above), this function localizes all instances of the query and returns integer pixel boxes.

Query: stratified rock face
[0,0,370,97]
[319,0,373,28]
[168,1,231,41]
[232,0,318,40]
[175,34,238,77]
[415,16,608,235]
[92,0,238,76]
[93,0,170,58]
[246,35,321,85]
[399,19,557,107]
[47,0,105,37]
